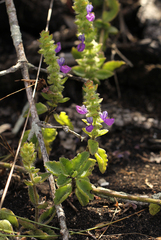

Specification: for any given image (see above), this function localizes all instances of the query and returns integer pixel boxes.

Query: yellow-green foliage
[39,31,69,107]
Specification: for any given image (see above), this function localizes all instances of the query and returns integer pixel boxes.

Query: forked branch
[3,0,69,239]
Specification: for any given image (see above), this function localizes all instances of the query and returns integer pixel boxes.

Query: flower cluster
[55,42,71,74]
[86,4,95,22]
[76,4,95,52]
[77,34,85,52]
[57,57,71,74]
[76,105,114,132]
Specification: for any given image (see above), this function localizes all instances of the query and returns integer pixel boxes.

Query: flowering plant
[25,1,117,207]
[72,0,124,84]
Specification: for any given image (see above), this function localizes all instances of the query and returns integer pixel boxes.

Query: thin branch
[28,62,87,83]
[3,1,69,239]
[0,61,21,76]
[0,161,27,173]
[92,186,161,205]
[28,62,48,73]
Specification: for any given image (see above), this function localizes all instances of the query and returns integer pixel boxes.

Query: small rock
[98,178,109,187]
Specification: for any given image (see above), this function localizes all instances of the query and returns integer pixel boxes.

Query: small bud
[78,34,85,42]
[57,57,65,66]
[55,42,61,53]
[87,117,93,124]
[86,4,93,14]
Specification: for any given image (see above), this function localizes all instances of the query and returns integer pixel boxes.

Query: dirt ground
[1,0,161,239]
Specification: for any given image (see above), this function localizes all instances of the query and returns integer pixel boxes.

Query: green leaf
[71,151,90,173]
[88,139,99,155]
[103,60,125,72]
[40,227,56,239]
[94,19,110,29]
[71,47,83,59]
[95,148,108,174]
[59,97,70,103]
[78,158,96,178]
[76,178,94,200]
[95,69,114,80]
[57,174,72,186]
[103,0,120,22]
[38,172,51,183]
[24,180,33,186]
[28,185,39,205]
[19,218,36,230]
[33,176,42,184]
[72,66,86,77]
[54,112,73,130]
[0,219,13,235]
[54,184,72,205]
[149,203,161,216]
[28,228,57,239]
[38,206,56,223]
[75,188,89,206]
[95,57,106,68]
[60,157,73,176]
[23,102,48,117]
[35,102,48,115]
[45,161,62,176]
[42,128,57,143]
[37,201,48,209]
[41,92,55,101]
[97,129,109,137]
[22,130,38,145]
[0,208,19,229]
[108,26,118,35]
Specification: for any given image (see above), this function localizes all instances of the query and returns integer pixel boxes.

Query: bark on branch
[4,0,69,239]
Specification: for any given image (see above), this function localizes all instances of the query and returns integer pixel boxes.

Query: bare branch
[92,186,161,205]
[0,61,21,76]
[3,0,69,239]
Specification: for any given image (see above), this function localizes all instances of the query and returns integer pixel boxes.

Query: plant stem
[92,186,161,205]
[0,161,26,173]
[29,173,39,225]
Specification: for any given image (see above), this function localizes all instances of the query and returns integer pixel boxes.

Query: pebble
[98,178,109,187]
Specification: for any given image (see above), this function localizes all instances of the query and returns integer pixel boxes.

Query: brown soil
[1,87,161,240]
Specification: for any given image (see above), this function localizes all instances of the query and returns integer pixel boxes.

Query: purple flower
[87,117,93,123]
[57,57,65,66]
[57,57,71,73]
[86,13,95,22]
[60,65,71,74]
[86,4,93,14]
[78,34,85,42]
[42,86,50,93]
[55,42,61,53]
[76,105,88,114]
[86,125,94,132]
[77,42,85,52]
[86,117,94,132]
[100,111,115,126]
[77,34,85,52]
[86,4,95,22]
